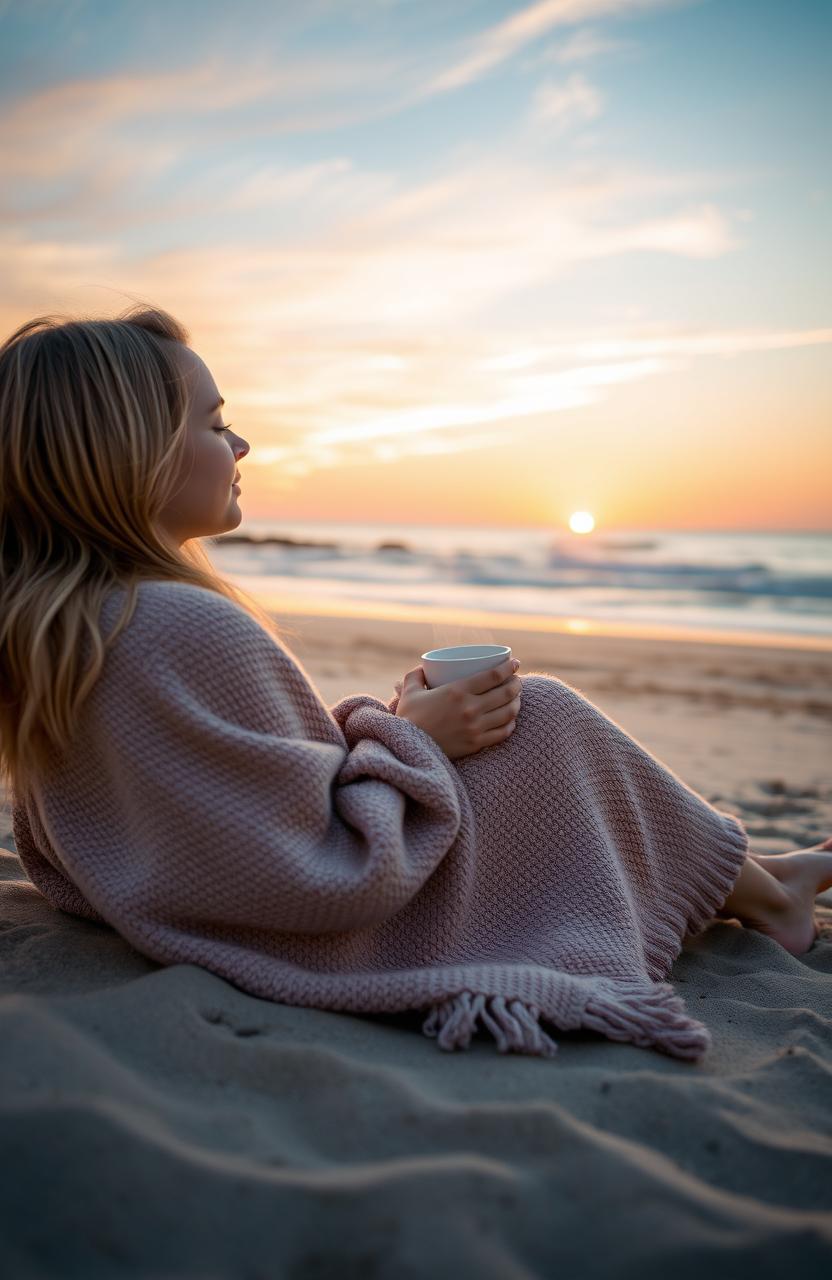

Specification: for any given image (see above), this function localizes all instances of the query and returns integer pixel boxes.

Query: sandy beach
[2,613,831,1276]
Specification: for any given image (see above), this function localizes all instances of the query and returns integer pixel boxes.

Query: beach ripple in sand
[1,844,832,1278]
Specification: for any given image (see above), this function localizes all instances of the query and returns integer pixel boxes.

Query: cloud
[225,324,832,480]
[416,0,686,97]
[0,0,805,492]
[0,51,404,223]
[2,193,828,486]
[562,327,832,360]
[1,53,394,165]
[0,144,750,476]
[538,23,639,63]
[0,0,700,232]
[247,318,832,479]
[224,157,399,218]
[226,355,668,480]
[529,71,605,131]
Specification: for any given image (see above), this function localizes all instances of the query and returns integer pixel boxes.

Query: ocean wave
[209,525,832,637]
[213,537,832,602]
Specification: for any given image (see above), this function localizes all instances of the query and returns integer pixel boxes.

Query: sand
[2,612,831,1277]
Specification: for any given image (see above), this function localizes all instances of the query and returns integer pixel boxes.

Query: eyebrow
[208,397,225,414]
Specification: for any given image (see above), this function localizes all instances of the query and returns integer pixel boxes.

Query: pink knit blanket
[13,581,749,1061]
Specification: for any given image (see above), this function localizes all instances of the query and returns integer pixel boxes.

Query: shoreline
[250,592,832,654]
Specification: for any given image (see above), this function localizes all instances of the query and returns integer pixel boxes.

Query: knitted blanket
[12,580,749,1062]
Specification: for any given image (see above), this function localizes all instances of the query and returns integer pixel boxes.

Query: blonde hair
[0,302,298,809]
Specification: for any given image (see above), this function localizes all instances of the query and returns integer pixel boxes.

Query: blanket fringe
[421,991,559,1058]
[421,981,712,1061]
[583,979,711,1061]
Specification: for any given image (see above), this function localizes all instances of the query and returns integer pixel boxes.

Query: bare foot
[743,837,832,955]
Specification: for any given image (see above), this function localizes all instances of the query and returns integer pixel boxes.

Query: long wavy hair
[0,302,297,809]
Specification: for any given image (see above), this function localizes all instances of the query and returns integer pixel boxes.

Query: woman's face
[156,345,250,547]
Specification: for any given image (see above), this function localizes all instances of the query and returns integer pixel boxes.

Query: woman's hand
[394,657,523,761]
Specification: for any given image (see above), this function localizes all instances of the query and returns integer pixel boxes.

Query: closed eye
[214,423,233,433]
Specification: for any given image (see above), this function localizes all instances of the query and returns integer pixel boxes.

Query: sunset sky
[2,0,830,532]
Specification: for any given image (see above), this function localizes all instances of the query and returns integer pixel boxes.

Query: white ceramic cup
[420,644,512,690]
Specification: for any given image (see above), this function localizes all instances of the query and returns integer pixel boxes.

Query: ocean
[207,520,832,650]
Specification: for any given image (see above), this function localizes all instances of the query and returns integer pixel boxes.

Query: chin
[207,505,243,539]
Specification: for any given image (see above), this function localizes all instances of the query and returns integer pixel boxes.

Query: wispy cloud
[529,71,604,131]
[416,0,686,97]
[224,157,399,217]
[537,23,639,63]
[2,180,828,487]
[0,124,756,490]
[0,52,403,223]
[2,0,826,527]
[0,0,703,234]
[227,325,829,481]
[226,327,831,481]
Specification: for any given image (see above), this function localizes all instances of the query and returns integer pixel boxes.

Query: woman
[2,305,830,1063]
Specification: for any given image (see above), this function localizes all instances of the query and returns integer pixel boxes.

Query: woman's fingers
[478,694,522,733]
[478,718,518,747]
[465,659,517,696]
[474,675,523,715]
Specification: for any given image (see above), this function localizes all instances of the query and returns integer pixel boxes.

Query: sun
[568,511,596,534]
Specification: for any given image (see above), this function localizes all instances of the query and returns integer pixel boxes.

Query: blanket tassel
[583,979,712,1061]
[422,991,559,1058]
